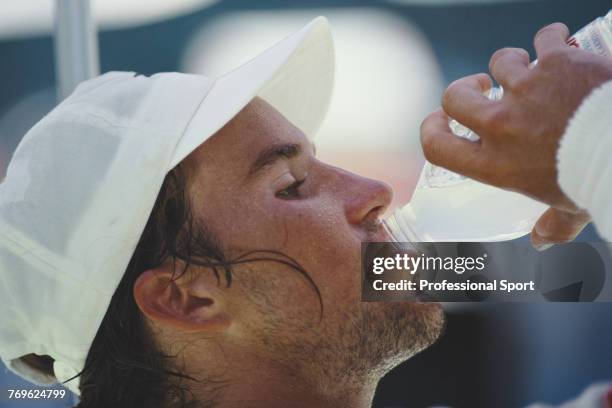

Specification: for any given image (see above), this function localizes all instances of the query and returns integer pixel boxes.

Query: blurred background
[1,0,611,407]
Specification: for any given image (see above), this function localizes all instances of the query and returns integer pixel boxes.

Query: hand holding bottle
[385,14,611,245]
[421,22,612,212]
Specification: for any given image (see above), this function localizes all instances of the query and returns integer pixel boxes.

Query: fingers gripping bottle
[384,10,612,243]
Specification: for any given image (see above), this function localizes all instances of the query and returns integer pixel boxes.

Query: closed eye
[276,179,305,199]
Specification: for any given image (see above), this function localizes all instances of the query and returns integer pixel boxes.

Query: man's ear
[133,263,231,333]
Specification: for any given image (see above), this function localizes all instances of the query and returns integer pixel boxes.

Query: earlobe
[133,265,231,333]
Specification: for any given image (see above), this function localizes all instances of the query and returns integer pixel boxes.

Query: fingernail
[534,243,554,252]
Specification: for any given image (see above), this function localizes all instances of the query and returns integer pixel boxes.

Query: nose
[344,174,393,226]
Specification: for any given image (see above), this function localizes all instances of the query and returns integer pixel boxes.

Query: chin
[363,301,445,370]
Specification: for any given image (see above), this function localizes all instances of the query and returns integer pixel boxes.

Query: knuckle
[535,23,565,39]
[535,25,552,38]
[516,47,530,59]
[420,133,446,167]
[550,22,570,35]
[420,132,437,162]
[489,48,506,72]
[489,47,515,68]
[441,80,460,108]
[419,113,434,136]
[490,47,528,74]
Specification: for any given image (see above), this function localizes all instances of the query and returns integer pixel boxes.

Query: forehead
[184,97,309,172]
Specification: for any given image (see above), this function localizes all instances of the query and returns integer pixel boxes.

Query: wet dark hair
[74,164,322,408]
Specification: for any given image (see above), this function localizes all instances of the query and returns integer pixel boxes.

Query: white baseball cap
[0,16,334,395]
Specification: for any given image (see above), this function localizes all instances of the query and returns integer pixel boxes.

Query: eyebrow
[247,143,302,178]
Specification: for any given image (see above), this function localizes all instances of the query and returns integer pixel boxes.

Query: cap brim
[169,16,335,170]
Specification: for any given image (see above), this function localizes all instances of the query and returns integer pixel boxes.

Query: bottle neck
[383,207,425,243]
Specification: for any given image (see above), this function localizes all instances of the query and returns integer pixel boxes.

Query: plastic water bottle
[384,10,612,243]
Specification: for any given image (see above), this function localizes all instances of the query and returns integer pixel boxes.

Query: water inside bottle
[383,172,548,243]
[383,9,611,244]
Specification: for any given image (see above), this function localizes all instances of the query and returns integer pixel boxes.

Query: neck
[186,356,379,408]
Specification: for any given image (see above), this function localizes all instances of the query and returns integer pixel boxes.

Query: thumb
[531,207,590,251]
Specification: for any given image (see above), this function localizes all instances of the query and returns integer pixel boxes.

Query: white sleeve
[557,80,612,242]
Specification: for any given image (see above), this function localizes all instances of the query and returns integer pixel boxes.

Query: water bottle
[384,10,612,243]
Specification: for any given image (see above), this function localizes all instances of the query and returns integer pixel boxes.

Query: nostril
[366,217,384,233]
[369,205,386,219]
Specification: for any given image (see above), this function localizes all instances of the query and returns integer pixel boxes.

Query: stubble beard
[331,301,445,383]
[248,297,445,395]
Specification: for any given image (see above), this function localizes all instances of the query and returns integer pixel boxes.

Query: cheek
[277,200,363,300]
[211,191,350,251]
[202,191,363,300]
[278,198,348,247]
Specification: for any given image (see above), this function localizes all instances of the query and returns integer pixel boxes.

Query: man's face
[181,97,443,383]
